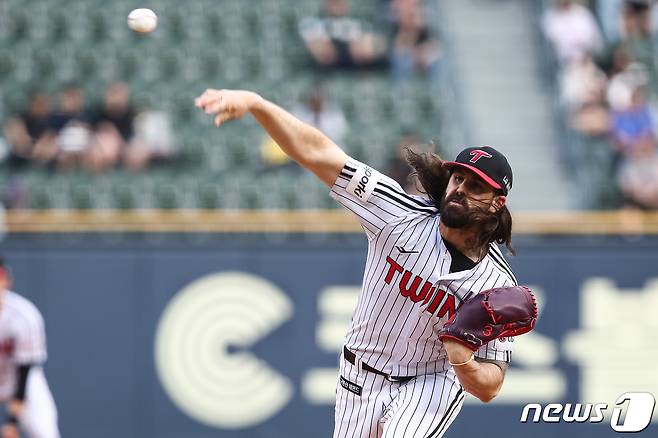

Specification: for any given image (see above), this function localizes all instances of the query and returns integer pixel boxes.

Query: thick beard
[440,202,471,228]
[440,194,483,228]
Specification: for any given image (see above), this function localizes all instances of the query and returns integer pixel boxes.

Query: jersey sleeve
[330,157,438,239]
[474,337,514,363]
[12,303,47,365]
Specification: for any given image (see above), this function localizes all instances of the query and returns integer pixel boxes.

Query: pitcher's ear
[490,195,506,213]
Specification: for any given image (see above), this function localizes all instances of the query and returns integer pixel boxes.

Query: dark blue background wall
[1,233,656,438]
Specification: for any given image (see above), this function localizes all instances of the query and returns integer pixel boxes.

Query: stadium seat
[70,183,95,210]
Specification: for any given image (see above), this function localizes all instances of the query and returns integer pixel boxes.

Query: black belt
[343,346,413,382]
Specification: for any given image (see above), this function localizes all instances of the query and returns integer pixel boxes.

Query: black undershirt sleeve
[13,364,32,401]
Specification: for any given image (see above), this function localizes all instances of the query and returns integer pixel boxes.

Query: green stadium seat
[155,184,178,210]
[70,183,95,210]
[41,10,67,43]
[197,182,222,209]
[204,11,225,41]
[112,183,138,210]
[7,10,29,43]
[0,49,15,81]
[30,186,53,210]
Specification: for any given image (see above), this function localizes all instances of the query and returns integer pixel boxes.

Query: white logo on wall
[155,272,294,429]
[564,278,658,422]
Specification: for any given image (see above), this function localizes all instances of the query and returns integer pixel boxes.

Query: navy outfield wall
[1,233,657,438]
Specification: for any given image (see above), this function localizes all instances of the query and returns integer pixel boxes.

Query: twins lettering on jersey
[385,256,456,319]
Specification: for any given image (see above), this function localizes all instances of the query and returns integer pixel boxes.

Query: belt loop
[354,352,363,372]
[344,345,364,372]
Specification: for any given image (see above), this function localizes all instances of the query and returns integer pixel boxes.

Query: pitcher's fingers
[194,92,212,108]
[196,89,220,108]
[204,99,226,115]
[214,112,230,127]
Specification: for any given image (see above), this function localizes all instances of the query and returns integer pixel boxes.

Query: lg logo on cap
[469,150,492,163]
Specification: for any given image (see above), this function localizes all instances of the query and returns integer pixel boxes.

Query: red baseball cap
[444,146,513,195]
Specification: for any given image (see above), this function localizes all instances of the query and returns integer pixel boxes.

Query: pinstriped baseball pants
[333,354,465,438]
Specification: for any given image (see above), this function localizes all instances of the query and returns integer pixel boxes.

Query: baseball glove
[438,286,538,351]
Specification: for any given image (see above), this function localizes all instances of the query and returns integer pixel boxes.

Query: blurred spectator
[610,85,656,158]
[2,82,172,173]
[617,134,658,208]
[130,109,175,169]
[617,0,657,87]
[298,0,387,70]
[607,60,648,110]
[570,89,611,137]
[51,83,92,170]
[261,84,347,166]
[2,90,57,169]
[568,70,614,208]
[1,178,29,210]
[389,0,443,81]
[385,130,422,193]
[559,54,608,109]
[293,85,348,143]
[88,81,135,172]
[91,82,174,171]
[542,0,603,65]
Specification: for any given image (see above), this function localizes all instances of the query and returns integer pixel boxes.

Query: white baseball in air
[127,8,158,33]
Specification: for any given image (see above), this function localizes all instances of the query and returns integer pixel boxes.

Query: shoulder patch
[346,163,380,203]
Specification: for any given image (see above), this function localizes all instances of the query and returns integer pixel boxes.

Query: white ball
[127,8,158,33]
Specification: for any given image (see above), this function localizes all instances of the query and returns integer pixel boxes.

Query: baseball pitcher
[195,89,537,438]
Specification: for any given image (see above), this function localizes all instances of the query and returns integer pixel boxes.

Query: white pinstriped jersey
[330,158,517,377]
[0,290,48,400]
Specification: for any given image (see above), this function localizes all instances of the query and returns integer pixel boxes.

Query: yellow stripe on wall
[5,210,658,235]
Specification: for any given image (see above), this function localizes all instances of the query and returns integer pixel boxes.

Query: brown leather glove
[438,286,538,351]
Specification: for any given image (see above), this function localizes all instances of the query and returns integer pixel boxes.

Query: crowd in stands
[264,0,443,171]
[298,0,443,80]
[0,0,442,211]
[542,0,658,209]
[2,81,174,174]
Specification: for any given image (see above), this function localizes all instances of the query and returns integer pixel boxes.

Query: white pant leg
[19,367,60,438]
[333,353,396,438]
[381,371,465,438]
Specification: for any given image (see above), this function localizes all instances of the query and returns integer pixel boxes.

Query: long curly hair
[405,148,515,256]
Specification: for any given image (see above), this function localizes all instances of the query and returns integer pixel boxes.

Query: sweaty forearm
[451,360,503,403]
[444,340,504,402]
